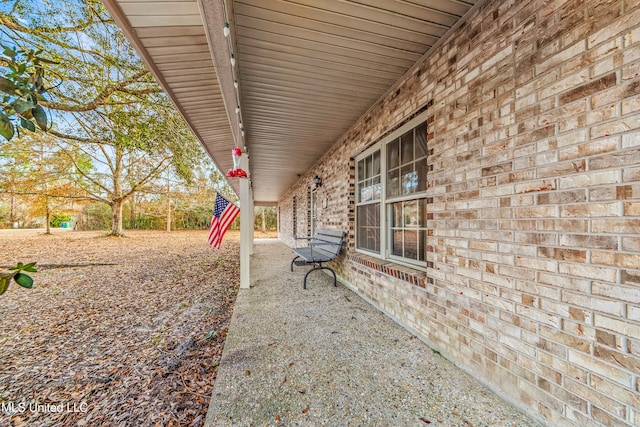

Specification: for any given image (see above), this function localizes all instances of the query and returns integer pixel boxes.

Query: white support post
[239,153,252,289]
[249,186,254,255]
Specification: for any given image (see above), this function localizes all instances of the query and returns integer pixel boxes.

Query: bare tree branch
[122,158,171,201]
[59,150,112,201]
[41,70,157,112]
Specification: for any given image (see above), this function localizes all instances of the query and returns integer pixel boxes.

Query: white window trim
[355,142,385,257]
[354,111,429,270]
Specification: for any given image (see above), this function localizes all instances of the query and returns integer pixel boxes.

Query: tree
[0,44,52,140]
[0,0,204,235]
[57,99,201,235]
[0,133,84,232]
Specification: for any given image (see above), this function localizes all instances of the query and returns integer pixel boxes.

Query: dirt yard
[0,229,263,426]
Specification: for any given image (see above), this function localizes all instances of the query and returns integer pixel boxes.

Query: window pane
[392,202,402,227]
[401,130,414,165]
[357,158,364,202]
[357,204,380,253]
[365,155,372,179]
[401,166,417,195]
[368,225,380,252]
[418,229,426,261]
[387,168,399,198]
[361,185,372,202]
[404,230,418,260]
[420,198,428,227]
[358,223,366,248]
[372,150,380,176]
[373,176,381,200]
[392,229,403,256]
[415,123,427,159]
[388,139,399,169]
[404,200,418,227]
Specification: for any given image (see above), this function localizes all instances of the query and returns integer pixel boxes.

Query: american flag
[208,193,240,249]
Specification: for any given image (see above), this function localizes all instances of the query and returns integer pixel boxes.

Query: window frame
[355,143,385,256]
[354,111,429,270]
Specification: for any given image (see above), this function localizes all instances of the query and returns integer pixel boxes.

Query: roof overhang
[102,0,482,204]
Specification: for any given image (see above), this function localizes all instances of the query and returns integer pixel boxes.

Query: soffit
[101,0,240,196]
[102,0,480,204]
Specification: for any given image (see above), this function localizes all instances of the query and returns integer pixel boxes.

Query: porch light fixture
[230,53,236,67]
[235,106,240,114]
[234,80,238,89]
[223,22,230,37]
[313,175,322,188]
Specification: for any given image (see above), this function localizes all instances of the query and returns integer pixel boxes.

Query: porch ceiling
[102,0,480,204]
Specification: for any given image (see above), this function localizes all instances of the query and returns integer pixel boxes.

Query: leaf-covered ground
[0,229,257,426]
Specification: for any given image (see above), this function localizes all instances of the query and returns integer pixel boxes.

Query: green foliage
[0,1,228,236]
[0,262,37,296]
[82,202,111,230]
[50,212,71,227]
[0,45,53,140]
[254,207,277,230]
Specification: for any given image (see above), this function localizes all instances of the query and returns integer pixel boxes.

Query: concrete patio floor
[205,239,540,427]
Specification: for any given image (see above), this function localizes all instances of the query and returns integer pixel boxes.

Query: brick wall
[278,0,640,425]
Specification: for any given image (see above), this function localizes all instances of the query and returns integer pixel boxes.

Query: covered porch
[100,0,484,288]
[205,237,537,425]
[103,0,640,425]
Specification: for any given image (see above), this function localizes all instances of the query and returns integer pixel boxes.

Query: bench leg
[303,263,337,289]
[291,256,300,272]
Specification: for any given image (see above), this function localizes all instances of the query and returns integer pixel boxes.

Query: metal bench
[290,229,346,289]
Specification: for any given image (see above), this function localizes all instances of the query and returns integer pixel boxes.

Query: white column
[249,186,254,255]
[239,153,252,289]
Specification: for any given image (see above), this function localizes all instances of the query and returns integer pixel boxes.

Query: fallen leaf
[0,230,243,427]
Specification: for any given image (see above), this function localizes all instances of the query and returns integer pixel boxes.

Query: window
[292,196,297,237]
[355,113,428,267]
[356,149,381,253]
